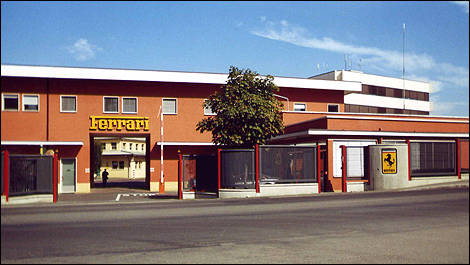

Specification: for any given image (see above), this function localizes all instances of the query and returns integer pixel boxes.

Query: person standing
[102,169,109,187]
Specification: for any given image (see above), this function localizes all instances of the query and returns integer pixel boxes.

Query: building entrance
[182,154,218,196]
[90,134,150,190]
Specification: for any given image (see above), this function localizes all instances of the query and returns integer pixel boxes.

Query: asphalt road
[2,187,469,264]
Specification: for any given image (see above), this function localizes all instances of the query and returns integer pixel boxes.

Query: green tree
[196,66,284,147]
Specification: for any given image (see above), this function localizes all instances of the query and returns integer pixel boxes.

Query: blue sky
[2,1,469,117]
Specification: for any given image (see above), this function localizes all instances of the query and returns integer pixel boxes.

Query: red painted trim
[53,153,58,203]
[341,145,347,192]
[406,139,411,181]
[217,148,221,197]
[317,145,321,194]
[457,139,461,179]
[3,150,9,202]
[178,152,182,200]
[255,144,260,193]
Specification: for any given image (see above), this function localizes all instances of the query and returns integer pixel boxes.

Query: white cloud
[430,95,468,116]
[67,38,102,61]
[451,1,469,14]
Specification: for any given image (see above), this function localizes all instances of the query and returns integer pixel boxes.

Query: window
[122,97,137,113]
[122,143,126,150]
[410,142,456,177]
[112,161,118,169]
[23,94,39,111]
[327,104,339,112]
[103,97,119,113]
[293,103,306,111]
[111,142,117,150]
[130,143,133,150]
[60,96,77,112]
[2,94,19,111]
[119,161,125,169]
[101,143,106,150]
[203,99,216,115]
[162,98,177,114]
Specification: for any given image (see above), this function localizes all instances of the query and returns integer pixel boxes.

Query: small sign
[382,149,397,174]
[85,168,90,173]
[150,167,155,172]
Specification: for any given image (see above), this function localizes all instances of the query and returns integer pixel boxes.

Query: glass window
[111,142,117,150]
[101,143,106,150]
[293,103,306,111]
[23,95,39,111]
[327,104,339,112]
[203,99,216,115]
[119,161,125,169]
[104,97,119,113]
[2,94,19,111]
[162,98,177,114]
[122,143,126,150]
[122,97,137,113]
[130,143,133,150]
[60,96,77,112]
[112,161,118,169]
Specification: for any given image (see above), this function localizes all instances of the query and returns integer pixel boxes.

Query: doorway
[61,158,76,193]
[182,154,218,196]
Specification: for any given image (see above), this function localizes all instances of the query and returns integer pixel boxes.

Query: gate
[259,145,317,184]
[8,155,54,196]
[219,149,255,189]
[341,146,370,192]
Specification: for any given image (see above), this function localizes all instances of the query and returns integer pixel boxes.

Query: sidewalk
[2,178,468,207]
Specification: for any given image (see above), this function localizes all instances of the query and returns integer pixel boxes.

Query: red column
[178,151,182,200]
[317,145,321,194]
[341,145,347,192]
[457,139,461,179]
[217,148,221,197]
[53,152,58,203]
[3,150,9,202]
[406,140,411,181]
[255,144,260,193]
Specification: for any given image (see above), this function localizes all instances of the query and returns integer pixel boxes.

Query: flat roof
[1,64,362,92]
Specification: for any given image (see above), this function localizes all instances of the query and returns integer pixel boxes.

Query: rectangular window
[410,142,456,177]
[60,96,77,112]
[122,143,126,150]
[111,142,117,150]
[293,103,306,112]
[2,94,19,111]
[112,161,118,169]
[327,104,339,112]
[130,143,133,150]
[203,99,216,115]
[103,97,119,113]
[122,97,137,113]
[23,94,39,111]
[162,98,177,114]
[119,161,125,169]
[101,143,106,150]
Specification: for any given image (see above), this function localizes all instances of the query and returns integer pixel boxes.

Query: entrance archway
[90,133,151,190]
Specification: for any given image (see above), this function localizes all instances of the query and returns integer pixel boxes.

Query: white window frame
[122,97,138,114]
[203,99,216,115]
[162,98,177,115]
[2,93,20,111]
[22,94,40,112]
[327,104,340,113]
[60,95,77,113]
[103,96,119,113]
[293,102,306,112]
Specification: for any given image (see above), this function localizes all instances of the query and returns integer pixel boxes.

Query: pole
[159,105,164,193]
[402,23,406,111]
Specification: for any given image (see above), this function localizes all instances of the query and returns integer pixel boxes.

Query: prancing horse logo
[384,154,395,167]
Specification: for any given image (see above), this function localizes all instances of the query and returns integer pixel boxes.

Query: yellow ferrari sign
[382,149,397,174]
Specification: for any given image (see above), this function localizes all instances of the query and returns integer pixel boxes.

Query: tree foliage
[196,66,284,147]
